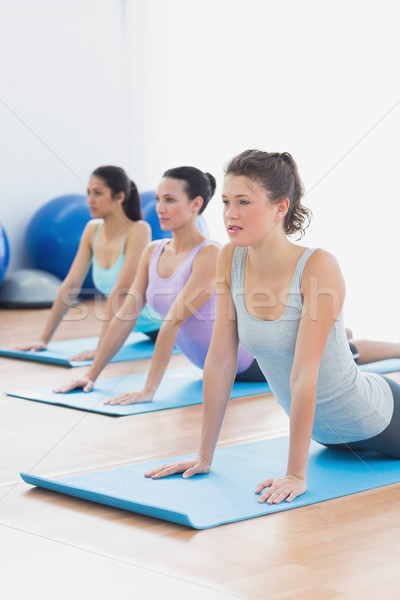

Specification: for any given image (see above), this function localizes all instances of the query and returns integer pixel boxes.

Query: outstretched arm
[54,242,153,393]
[15,222,94,351]
[145,244,239,477]
[106,242,220,404]
[68,221,151,361]
[256,250,346,504]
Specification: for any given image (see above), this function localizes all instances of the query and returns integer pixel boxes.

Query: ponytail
[122,180,142,221]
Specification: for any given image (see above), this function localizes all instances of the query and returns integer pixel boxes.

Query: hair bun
[205,172,216,197]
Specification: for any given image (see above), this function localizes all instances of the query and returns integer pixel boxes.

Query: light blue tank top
[92,223,125,297]
[231,246,394,445]
[91,222,161,334]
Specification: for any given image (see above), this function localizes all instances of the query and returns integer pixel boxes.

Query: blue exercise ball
[142,198,210,241]
[0,223,10,285]
[25,195,95,293]
[140,190,157,212]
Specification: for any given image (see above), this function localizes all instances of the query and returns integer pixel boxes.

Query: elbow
[159,317,181,335]
[114,293,145,323]
[58,280,81,305]
[204,341,238,374]
[290,370,318,402]
[162,311,184,331]
[204,355,237,377]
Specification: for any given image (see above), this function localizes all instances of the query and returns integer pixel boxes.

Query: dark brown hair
[225,150,312,238]
[163,166,216,214]
[92,166,142,221]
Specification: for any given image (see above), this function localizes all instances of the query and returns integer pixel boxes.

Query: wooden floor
[1,300,400,599]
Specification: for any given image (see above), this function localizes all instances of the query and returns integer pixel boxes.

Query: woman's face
[222,175,284,247]
[156,177,198,231]
[87,176,116,218]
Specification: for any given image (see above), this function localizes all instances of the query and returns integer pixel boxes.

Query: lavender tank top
[146,239,254,372]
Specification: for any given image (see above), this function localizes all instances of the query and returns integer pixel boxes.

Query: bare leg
[350,339,400,364]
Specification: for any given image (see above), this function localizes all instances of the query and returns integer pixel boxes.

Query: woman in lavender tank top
[146,150,400,505]
[55,166,262,402]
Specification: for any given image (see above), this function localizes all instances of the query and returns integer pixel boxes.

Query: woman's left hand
[255,474,307,504]
[104,389,154,405]
[67,350,96,361]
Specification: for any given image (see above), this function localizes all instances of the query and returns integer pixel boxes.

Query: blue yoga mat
[6,367,271,416]
[0,332,179,367]
[359,358,400,374]
[20,436,400,529]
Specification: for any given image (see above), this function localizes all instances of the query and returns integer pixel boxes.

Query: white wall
[0,0,130,272]
[125,0,400,341]
[1,0,399,342]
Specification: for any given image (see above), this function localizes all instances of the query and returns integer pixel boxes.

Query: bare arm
[16,222,94,350]
[106,242,221,405]
[145,244,240,477]
[54,241,154,393]
[197,248,241,464]
[256,250,346,504]
[68,221,151,360]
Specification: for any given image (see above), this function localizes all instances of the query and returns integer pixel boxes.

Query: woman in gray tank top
[146,150,400,505]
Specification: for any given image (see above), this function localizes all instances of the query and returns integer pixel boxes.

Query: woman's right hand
[15,340,47,352]
[53,376,94,394]
[144,456,211,479]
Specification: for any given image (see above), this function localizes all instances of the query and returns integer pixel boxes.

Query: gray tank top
[231,246,394,444]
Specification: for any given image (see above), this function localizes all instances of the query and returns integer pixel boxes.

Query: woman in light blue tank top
[146,150,400,504]
[55,166,262,400]
[17,166,154,359]
[91,220,161,343]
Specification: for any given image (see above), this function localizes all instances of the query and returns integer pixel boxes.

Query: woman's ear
[114,191,125,205]
[191,195,204,214]
[274,197,290,222]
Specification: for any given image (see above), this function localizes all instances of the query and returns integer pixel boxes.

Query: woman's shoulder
[125,219,151,241]
[139,238,166,260]
[123,220,152,253]
[215,243,240,284]
[146,238,166,251]
[303,247,341,274]
[190,240,220,273]
[196,239,221,258]
[217,242,245,263]
[302,247,345,295]
[84,218,102,232]
[82,219,102,245]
